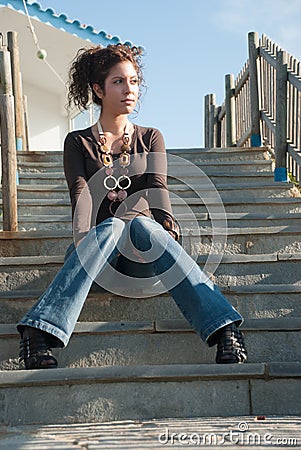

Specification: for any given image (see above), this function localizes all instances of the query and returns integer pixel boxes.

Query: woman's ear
[92,83,103,99]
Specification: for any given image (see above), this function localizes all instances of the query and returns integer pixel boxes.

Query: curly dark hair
[67,43,144,110]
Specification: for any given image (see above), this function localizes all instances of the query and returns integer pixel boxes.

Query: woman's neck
[98,114,129,136]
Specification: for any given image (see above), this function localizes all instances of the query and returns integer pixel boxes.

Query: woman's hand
[75,237,85,248]
[132,247,146,263]
[75,226,95,247]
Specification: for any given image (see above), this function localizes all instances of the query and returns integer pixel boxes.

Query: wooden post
[204,94,215,147]
[208,94,216,148]
[216,106,222,147]
[23,94,29,151]
[225,74,236,146]
[248,31,262,147]
[209,104,215,148]
[204,94,209,147]
[275,50,288,181]
[7,31,25,151]
[0,45,18,231]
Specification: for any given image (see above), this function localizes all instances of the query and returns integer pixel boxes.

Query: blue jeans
[17,217,242,347]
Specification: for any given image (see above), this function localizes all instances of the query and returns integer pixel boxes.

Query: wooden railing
[0,31,27,231]
[204,31,301,182]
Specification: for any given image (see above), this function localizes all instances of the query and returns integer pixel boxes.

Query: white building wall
[24,83,69,151]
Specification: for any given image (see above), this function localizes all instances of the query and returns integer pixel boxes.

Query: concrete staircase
[0,146,301,426]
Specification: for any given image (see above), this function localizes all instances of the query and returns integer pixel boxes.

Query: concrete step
[18,171,276,187]
[0,230,72,256]
[16,148,270,164]
[1,182,294,201]
[2,196,301,217]
[172,197,301,214]
[168,147,271,162]
[199,211,301,226]
[6,216,72,232]
[168,159,274,175]
[209,252,301,287]
[189,224,301,255]
[0,255,63,293]
[170,182,294,199]
[18,161,64,173]
[16,150,63,163]
[1,222,301,255]
[3,211,301,234]
[13,214,301,235]
[18,159,274,175]
[1,284,301,324]
[0,213,300,232]
[1,198,71,216]
[0,362,300,425]
[12,185,69,200]
[168,172,275,186]
[0,253,300,293]
[1,416,300,449]
[1,318,301,371]
[19,172,67,186]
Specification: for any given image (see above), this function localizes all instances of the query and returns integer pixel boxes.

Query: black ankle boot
[19,327,58,370]
[214,323,247,364]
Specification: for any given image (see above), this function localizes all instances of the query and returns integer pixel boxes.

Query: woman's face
[94,61,139,116]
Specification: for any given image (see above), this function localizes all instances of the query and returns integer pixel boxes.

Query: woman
[17,44,247,369]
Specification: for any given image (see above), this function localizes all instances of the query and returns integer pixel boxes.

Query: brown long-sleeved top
[63,124,179,243]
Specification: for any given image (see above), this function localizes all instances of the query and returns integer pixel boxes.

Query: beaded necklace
[97,120,132,214]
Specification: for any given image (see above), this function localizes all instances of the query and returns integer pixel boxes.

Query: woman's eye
[113,78,139,85]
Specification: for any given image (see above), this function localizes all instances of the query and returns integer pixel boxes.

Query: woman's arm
[146,129,180,240]
[63,132,92,245]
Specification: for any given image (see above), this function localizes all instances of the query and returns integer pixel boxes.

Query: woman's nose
[124,79,133,92]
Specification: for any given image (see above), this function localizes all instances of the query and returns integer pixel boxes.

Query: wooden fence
[204,31,301,183]
[0,31,27,231]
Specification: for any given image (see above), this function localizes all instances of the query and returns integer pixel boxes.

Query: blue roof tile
[0,0,139,47]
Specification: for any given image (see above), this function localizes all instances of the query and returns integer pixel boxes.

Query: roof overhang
[0,2,128,97]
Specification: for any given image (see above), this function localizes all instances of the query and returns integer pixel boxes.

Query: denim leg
[128,216,242,344]
[17,217,126,346]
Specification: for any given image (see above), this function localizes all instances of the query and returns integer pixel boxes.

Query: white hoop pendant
[104,175,118,191]
[117,175,131,190]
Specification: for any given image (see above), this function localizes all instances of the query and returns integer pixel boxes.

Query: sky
[29,0,301,148]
